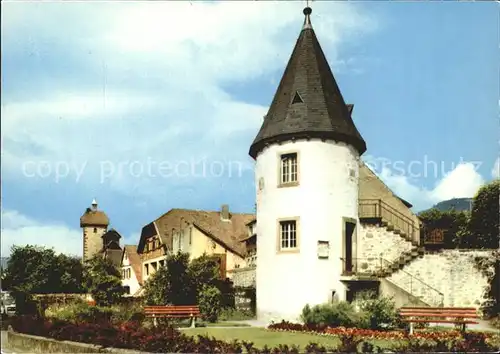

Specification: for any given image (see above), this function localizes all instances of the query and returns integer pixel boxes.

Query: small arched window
[93,227,97,233]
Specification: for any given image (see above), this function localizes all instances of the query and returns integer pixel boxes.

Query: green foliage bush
[491,315,500,330]
[467,179,500,249]
[3,245,85,295]
[46,302,113,323]
[143,252,235,309]
[83,256,125,307]
[218,307,255,321]
[301,301,360,328]
[110,302,145,325]
[3,245,85,315]
[474,250,500,317]
[46,301,146,325]
[354,292,398,330]
[198,285,222,323]
[301,293,398,330]
[418,209,469,248]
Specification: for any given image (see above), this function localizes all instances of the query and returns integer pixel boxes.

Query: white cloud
[492,157,500,179]
[432,163,485,201]
[1,1,376,200]
[1,210,82,257]
[371,160,485,211]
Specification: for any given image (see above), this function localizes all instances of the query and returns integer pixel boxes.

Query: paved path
[430,319,499,332]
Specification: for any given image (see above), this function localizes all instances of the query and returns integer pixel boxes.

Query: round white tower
[249,7,367,323]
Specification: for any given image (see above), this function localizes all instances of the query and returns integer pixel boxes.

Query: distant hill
[421,198,473,214]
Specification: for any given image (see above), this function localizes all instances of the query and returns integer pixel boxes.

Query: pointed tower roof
[249,7,366,159]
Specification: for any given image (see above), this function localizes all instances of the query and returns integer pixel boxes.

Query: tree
[143,252,228,322]
[2,245,85,314]
[56,254,85,293]
[418,209,469,248]
[188,254,220,297]
[83,255,125,306]
[143,253,226,306]
[143,252,194,306]
[198,284,222,323]
[467,179,500,249]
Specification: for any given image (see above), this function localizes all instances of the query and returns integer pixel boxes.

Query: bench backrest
[144,305,200,315]
[400,307,478,319]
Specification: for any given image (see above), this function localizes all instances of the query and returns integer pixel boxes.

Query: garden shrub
[301,301,360,328]
[355,292,398,330]
[218,307,255,321]
[198,284,222,323]
[10,315,499,353]
[45,302,113,324]
[110,302,145,325]
[491,315,500,330]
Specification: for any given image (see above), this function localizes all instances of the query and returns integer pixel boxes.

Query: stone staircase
[376,242,425,278]
[358,200,441,306]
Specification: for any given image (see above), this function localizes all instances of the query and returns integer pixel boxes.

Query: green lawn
[183,327,340,348]
[169,319,251,328]
[182,327,397,350]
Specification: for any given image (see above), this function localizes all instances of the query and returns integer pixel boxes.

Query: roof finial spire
[303,3,312,30]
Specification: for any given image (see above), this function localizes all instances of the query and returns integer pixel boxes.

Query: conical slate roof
[249,7,366,159]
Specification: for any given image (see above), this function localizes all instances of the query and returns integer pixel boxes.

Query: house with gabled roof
[136,204,254,283]
[120,245,143,297]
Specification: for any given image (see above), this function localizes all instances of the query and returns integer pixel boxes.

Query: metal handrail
[359,199,419,244]
[359,199,415,225]
[380,257,444,306]
[339,256,444,306]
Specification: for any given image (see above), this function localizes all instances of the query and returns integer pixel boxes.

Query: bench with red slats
[144,305,200,327]
[399,307,479,334]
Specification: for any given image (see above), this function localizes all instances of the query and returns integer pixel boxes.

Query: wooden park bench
[399,307,479,335]
[144,305,200,328]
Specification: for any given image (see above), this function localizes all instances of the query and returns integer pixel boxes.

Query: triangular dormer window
[291,91,303,104]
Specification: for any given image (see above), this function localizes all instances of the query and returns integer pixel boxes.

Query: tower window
[93,228,97,233]
[280,153,298,186]
[279,219,298,250]
[291,91,303,104]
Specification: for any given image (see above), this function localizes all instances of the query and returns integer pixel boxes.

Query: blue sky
[1,1,498,257]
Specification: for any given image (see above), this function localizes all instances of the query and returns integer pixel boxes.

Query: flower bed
[10,316,499,353]
[267,321,498,352]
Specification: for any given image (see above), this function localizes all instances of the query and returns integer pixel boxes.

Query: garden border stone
[7,328,144,353]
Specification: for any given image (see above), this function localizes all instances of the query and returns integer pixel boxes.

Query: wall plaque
[317,241,329,259]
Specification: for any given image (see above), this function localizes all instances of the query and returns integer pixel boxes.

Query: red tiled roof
[138,209,254,257]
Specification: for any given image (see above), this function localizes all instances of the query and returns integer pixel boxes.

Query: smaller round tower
[80,199,109,261]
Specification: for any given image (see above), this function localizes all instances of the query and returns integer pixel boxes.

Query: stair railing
[378,243,415,267]
[380,257,444,307]
[359,199,419,244]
